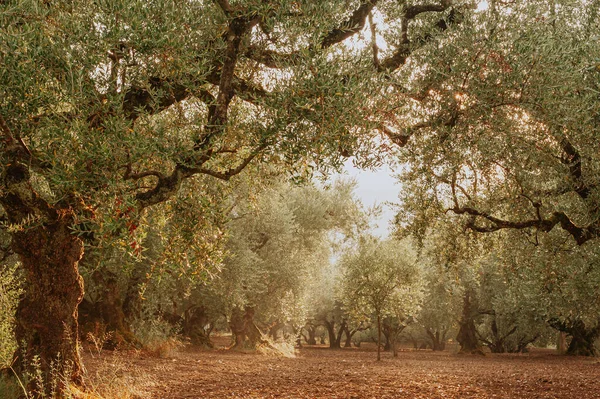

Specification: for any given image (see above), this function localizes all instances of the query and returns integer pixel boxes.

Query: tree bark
[426,328,447,351]
[323,319,345,349]
[268,320,284,341]
[343,324,353,348]
[182,306,213,347]
[550,318,599,356]
[11,211,85,395]
[229,307,266,349]
[79,268,139,348]
[303,324,317,345]
[456,292,484,355]
[557,331,568,354]
[567,323,598,356]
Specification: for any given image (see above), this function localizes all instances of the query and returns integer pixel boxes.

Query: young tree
[341,237,419,360]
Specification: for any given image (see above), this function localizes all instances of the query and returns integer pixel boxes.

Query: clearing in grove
[83,341,600,399]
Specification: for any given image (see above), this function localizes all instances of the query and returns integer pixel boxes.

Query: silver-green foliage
[395,0,600,245]
[340,236,421,322]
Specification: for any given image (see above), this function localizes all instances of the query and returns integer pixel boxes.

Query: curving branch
[379,4,456,72]
[246,1,455,71]
[368,12,380,69]
[450,204,599,245]
[122,78,190,121]
[123,167,164,182]
[213,0,233,15]
[321,0,379,48]
[192,142,269,181]
[556,133,593,200]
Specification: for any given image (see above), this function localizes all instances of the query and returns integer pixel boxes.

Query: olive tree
[340,236,419,360]
[0,0,462,391]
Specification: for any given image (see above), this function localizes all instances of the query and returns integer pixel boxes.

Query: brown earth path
[83,344,600,399]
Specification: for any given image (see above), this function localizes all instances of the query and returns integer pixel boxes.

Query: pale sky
[339,160,400,238]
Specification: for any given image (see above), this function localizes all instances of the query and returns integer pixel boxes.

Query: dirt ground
[83,339,600,399]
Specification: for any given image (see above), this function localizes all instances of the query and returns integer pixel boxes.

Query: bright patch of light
[343,9,389,53]
[477,1,489,12]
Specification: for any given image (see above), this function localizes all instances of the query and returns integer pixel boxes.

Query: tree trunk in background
[78,266,139,348]
[303,324,317,345]
[456,292,484,355]
[382,326,391,351]
[11,211,85,395]
[426,328,447,351]
[566,321,598,356]
[377,314,382,361]
[323,319,345,349]
[183,306,213,347]
[269,320,284,341]
[230,307,265,349]
[343,324,357,348]
[96,272,137,347]
[550,318,599,356]
[324,321,338,348]
[557,331,568,354]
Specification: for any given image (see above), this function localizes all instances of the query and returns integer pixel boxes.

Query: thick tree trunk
[182,306,213,347]
[342,324,357,348]
[11,211,85,395]
[79,269,138,348]
[426,328,447,351]
[456,292,484,355]
[269,320,284,341]
[557,331,568,354]
[323,319,345,349]
[324,321,338,348]
[382,317,406,356]
[229,307,265,349]
[382,326,391,351]
[303,324,317,345]
[567,323,598,356]
[550,318,599,356]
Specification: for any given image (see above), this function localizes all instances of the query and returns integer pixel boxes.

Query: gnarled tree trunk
[456,292,484,355]
[12,211,85,395]
[322,318,345,349]
[425,328,447,351]
[549,318,599,356]
[229,307,266,349]
[79,267,139,349]
[183,306,213,347]
[382,317,407,357]
[302,323,317,345]
[1,160,87,396]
